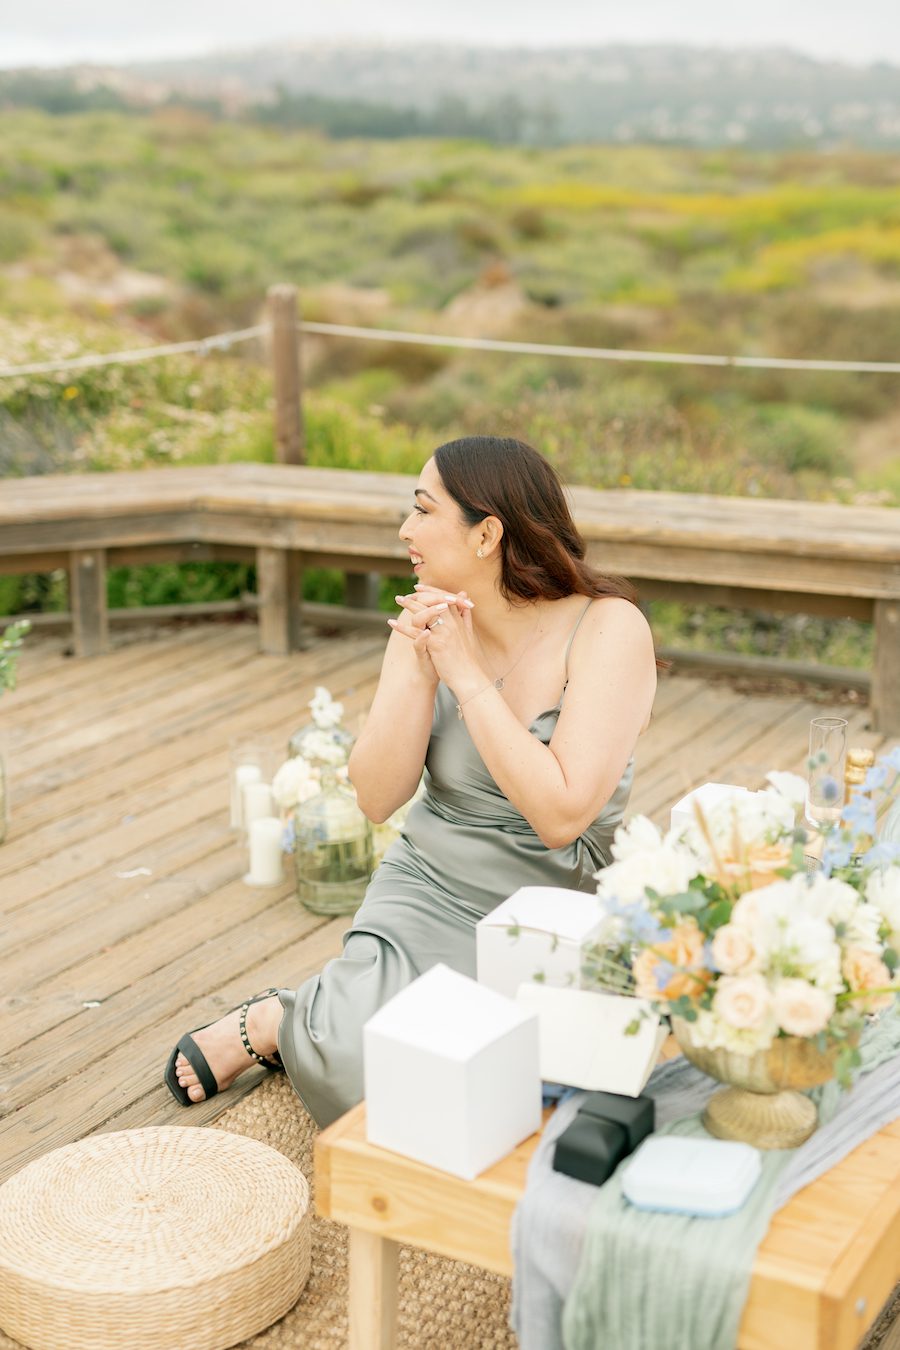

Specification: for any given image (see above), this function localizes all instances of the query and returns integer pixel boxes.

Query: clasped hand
[388,585,484,690]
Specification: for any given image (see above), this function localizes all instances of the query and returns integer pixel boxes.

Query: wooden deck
[1,621,896,1187]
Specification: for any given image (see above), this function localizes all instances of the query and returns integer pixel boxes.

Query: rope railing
[0,325,267,379]
[1,317,900,380]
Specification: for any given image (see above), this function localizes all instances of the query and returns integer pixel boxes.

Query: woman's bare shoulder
[579,595,654,644]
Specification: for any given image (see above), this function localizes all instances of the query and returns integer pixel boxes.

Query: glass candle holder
[805,716,848,831]
[229,736,276,831]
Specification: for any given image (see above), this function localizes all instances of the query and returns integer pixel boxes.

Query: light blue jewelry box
[621,1136,762,1217]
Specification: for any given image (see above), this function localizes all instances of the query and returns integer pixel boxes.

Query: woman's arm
[348,625,439,823]
[437,598,657,848]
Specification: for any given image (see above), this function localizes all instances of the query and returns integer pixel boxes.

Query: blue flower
[820,775,841,804]
[822,835,854,875]
[863,763,889,791]
[842,797,877,837]
[862,841,900,867]
[881,746,900,774]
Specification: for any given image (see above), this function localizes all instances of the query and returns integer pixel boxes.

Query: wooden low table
[315,1102,900,1350]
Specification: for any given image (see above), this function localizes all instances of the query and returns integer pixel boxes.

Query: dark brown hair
[433,436,639,607]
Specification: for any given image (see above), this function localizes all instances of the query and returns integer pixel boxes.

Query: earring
[476,547,484,558]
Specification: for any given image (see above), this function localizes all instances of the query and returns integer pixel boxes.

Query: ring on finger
[430,617,445,629]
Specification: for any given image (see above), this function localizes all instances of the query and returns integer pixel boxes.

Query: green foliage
[0,620,32,694]
[2,114,899,657]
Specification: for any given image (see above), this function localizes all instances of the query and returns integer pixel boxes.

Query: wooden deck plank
[0,621,885,1209]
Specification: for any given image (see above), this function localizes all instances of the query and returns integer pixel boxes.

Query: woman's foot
[175,995,282,1103]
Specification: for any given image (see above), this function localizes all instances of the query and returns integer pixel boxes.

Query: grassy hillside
[1,111,897,664]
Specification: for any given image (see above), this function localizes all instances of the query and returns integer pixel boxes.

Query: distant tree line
[0,72,558,143]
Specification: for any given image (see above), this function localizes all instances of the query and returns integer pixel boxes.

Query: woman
[166,436,657,1124]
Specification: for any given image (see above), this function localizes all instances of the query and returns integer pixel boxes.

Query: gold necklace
[476,613,542,692]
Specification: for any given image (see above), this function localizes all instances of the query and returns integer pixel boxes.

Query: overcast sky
[1,0,898,69]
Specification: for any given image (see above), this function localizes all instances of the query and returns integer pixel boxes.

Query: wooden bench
[315,1100,900,1350]
[1,463,898,730]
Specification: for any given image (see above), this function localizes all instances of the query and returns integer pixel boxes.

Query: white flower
[866,866,900,947]
[772,979,835,1037]
[309,686,344,730]
[732,877,843,992]
[608,815,669,862]
[689,1006,777,1055]
[272,757,321,810]
[763,771,808,823]
[595,826,700,909]
[711,923,756,974]
[795,874,883,956]
[713,974,773,1031]
[682,789,793,865]
[296,728,347,767]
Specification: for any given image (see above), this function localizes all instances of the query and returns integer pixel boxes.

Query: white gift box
[516,984,668,1094]
[670,782,757,835]
[476,886,604,1000]
[363,963,542,1180]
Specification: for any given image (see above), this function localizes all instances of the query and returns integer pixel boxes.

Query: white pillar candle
[242,781,274,829]
[245,816,284,887]
[231,763,261,829]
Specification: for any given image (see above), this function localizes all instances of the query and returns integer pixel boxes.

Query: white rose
[772,979,835,1037]
[711,924,756,974]
[713,974,772,1030]
[608,815,666,862]
[272,757,318,810]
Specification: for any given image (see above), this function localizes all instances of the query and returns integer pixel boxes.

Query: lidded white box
[363,964,542,1180]
[476,886,604,1000]
[670,783,756,835]
[621,1136,761,1216]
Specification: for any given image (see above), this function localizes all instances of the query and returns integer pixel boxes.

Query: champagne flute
[804,716,848,832]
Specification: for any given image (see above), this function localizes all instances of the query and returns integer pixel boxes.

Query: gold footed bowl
[671,1017,844,1150]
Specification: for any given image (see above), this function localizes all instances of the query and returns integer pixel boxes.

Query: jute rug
[1,1074,896,1348]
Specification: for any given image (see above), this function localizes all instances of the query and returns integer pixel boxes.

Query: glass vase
[287,722,354,765]
[291,771,373,916]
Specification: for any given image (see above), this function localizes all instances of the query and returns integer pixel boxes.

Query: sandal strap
[238,990,282,1070]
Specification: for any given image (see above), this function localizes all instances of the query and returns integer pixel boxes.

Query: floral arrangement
[589,751,900,1084]
[271,685,419,863]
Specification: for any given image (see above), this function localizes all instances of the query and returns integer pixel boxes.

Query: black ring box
[552,1090,655,1187]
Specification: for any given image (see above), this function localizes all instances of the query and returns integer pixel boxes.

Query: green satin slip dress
[277,600,634,1125]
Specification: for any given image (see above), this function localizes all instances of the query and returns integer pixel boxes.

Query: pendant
[494,678,504,691]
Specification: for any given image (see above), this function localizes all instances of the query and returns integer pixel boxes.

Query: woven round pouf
[0,1127,311,1350]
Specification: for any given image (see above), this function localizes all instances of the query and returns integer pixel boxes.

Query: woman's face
[398,457,478,591]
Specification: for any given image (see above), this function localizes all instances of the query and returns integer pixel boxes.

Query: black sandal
[164,988,284,1107]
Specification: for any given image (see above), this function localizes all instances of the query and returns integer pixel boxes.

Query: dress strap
[563,598,595,680]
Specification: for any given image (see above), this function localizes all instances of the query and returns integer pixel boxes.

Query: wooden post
[871,599,900,734]
[348,1228,399,1350]
[346,572,382,612]
[267,283,304,464]
[256,546,304,654]
[70,548,108,657]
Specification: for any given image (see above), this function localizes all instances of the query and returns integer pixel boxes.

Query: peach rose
[633,922,711,1003]
[716,842,793,893]
[713,974,772,1030]
[711,924,755,974]
[772,978,834,1037]
[842,947,896,1015]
